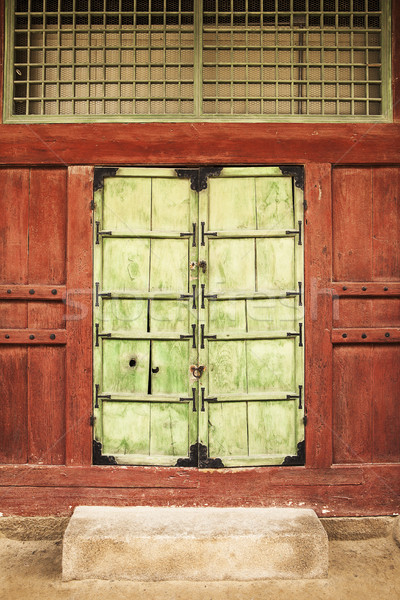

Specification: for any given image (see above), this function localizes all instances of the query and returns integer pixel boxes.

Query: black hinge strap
[180,222,197,247]
[286,323,303,347]
[95,323,112,347]
[201,221,218,246]
[95,383,111,408]
[201,284,217,308]
[95,283,111,306]
[95,221,112,244]
[286,220,302,245]
[286,281,302,306]
[180,324,196,348]
[200,324,217,349]
[180,387,196,412]
[180,284,197,309]
[286,384,303,409]
[201,387,218,412]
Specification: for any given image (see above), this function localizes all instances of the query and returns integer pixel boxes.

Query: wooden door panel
[102,339,150,394]
[102,299,148,332]
[103,177,152,230]
[103,238,150,291]
[208,238,255,292]
[246,339,296,392]
[150,239,188,292]
[256,238,296,291]
[255,177,294,230]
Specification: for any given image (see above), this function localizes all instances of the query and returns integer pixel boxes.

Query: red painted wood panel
[332,168,373,282]
[0,301,27,328]
[372,346,400,463]
[65,166,94,466]
[372,168,400,281]
[27,347,66,465]
[333,345,373,464]
[28,302,65,329]
[0,169,29,284]
[0,0,4,126]
[0,347,28,463]
[305,163,333,468]
[28,168,67,284]
[335,298,400,328]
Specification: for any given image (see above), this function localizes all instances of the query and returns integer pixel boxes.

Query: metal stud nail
[5,334,10,339]
[362,286,367,291]
[7,289,11,294]
[29,289,35,295]
[384,287,388,291]
[342,333,347,338]
[342,286,347,291]
[50,334,56,340]
[385,332,390,338]
[362,333,367,339]
[29,334,35,340]
[51,289,57,295]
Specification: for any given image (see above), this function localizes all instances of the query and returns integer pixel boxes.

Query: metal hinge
[89,415,96,427]
[175,167,223,192]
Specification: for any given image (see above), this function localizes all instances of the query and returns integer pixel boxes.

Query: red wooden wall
[0,0,399,516]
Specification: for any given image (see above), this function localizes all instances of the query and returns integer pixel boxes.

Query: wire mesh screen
[12,0,195,117]
[202,0,384,117]
[9,0,388,120]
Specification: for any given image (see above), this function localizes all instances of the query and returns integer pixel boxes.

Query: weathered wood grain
[372,346,400,463]
[28,347,66,465]
[372,167,400,281]
[0,347,28,463]
[0,169,29,284]
[28,168,67,284]
[333,345,373,464]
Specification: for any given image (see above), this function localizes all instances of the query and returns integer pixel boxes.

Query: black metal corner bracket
[279,165,305,191]
[281,440,305,466]
[176,167,223,192]
[175,442,224,469]
[93,167,118,192]
[93,440,117,465]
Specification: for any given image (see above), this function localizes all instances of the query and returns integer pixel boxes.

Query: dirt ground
[0,533,400,600]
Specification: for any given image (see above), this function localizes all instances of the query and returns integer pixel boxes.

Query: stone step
[62,506,328,581]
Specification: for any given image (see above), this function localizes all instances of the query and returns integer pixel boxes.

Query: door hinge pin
[90,415,96,426]
[303,414,308,426]
[286,281,302,306]
[286,384,303,409]
[180,284,197,309]
[180,222,197,247]
[180,387,196,412]
[201,221,218,246]
[200,324,217,349]
[201,387,218,412]
[180,323,196,348]
[95,221,112,244]
[95,281,99,306]
[286,323,303,347]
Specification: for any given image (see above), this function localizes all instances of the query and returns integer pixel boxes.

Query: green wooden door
[93,167,304,467]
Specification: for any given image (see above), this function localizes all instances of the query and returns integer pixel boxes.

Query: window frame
[3,0,393,123]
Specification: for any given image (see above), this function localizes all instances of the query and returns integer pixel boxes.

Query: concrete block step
[62,506,328,581]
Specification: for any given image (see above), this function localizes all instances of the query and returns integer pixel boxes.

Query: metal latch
[190,365,205,379]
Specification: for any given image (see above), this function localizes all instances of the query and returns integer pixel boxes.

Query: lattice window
[5,0,391,121]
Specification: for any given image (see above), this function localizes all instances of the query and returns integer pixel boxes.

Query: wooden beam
[332,282,400,297]
[0,285,66,300]
[304,164,333,469]
[1,123,400,166]
[65,166,94,466]
[0,464,398,517]
[332,328,400,344]
[393,0,400,122]
[0,329,66,344]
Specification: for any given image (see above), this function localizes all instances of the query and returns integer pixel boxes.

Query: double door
[93,166,304,467]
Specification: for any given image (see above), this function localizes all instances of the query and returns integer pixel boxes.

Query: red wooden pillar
[304,163,333,468]
[65,166,94,465]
